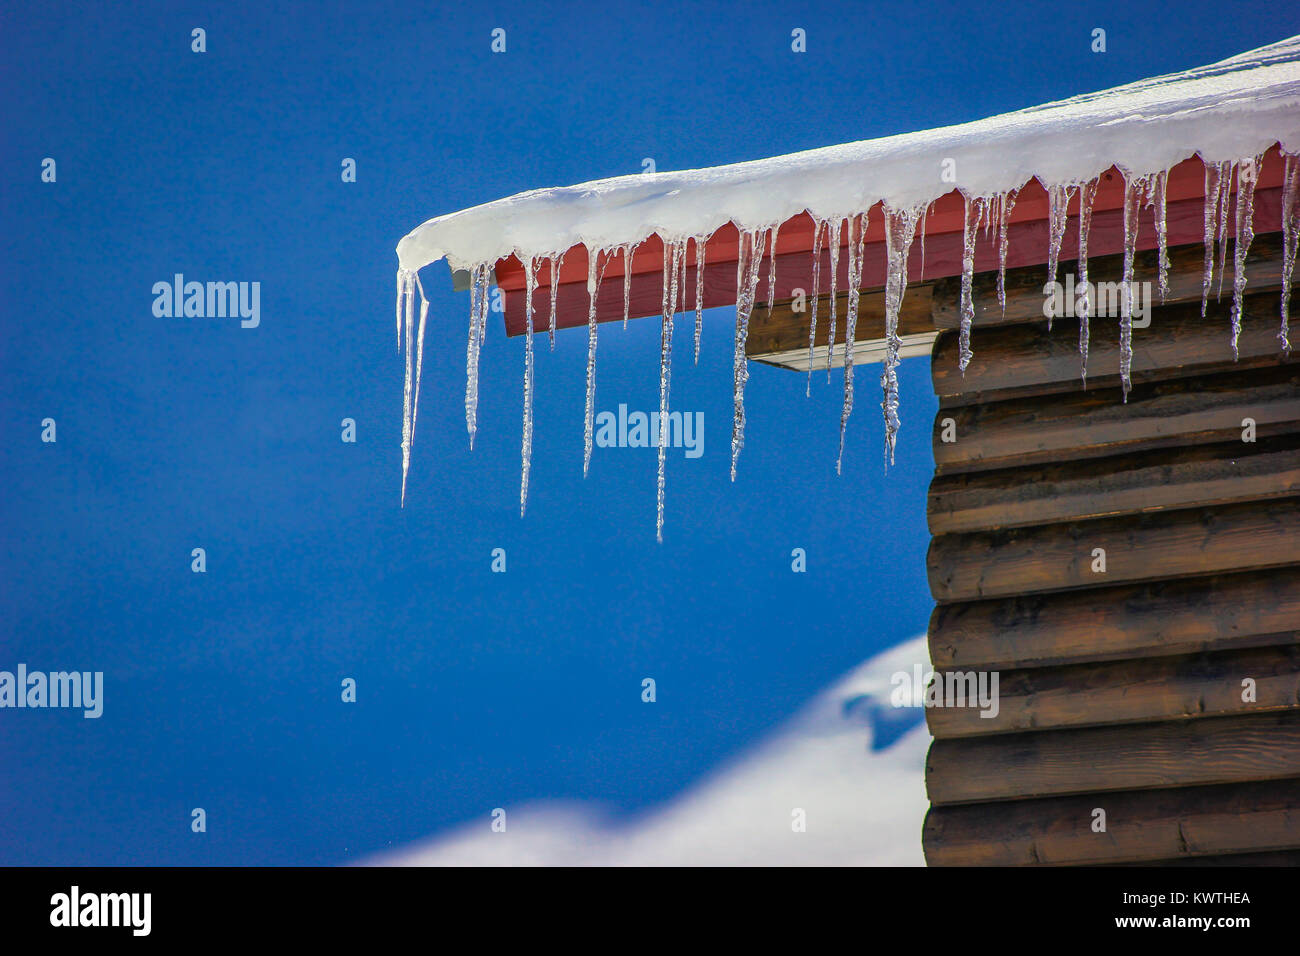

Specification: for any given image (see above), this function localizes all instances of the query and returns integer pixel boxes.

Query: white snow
[397,36,1300,275]
[364,634,934,867]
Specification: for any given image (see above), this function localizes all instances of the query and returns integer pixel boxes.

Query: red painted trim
[494,146,1288,337]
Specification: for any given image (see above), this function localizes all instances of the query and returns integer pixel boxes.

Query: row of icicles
[398,150,1300,540]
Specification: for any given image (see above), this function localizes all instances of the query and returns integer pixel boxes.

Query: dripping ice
[400,151,1300,538]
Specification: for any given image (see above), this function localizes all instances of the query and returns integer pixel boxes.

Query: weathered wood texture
[926,712,1300,805]
[1124,848,1300,866]
[928,498,1300,604]
[747,283,935,357]
[922,779,1300,866]
[931,232,1292,331]
[928,436,1300,535]
[925,645,1300,739]
[932,364,1300,475]
[921,239,1300,867]
[929,567,1300,671]
[931,292,1295,405]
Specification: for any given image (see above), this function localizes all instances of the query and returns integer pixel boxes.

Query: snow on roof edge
[397,35,1300,275]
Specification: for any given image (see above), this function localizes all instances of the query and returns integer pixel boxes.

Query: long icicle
[1147,171,1170,301]
[410,273,430,451]
[881,206,921,467]
[622,242,637,328]
[399,270,415,505]
[1230,155,1263,359]
[657,240,681,541]
[1120,173,1148,401]
[547,253,564,350]
[1216,161,1235,300]
[1281,151,1300,352]
[730,228,767,481]
[1046,184,1071,330]
[693,234,709,363]
[520,256,538,517]
[958,195,983,372]
[1077,177,1099,383]
[919,201,931,280]
[583,246,603,477]
[824,218,842,381]
[996,189,1018,314]
[395,269,404,352]
[465,263,489,449]
[765,224,780,317]
[837,212,866,474]
[1202,160,1226,317]
[806,219,825,395]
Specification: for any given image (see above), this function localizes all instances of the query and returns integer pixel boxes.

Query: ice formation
[393,36,1300,534]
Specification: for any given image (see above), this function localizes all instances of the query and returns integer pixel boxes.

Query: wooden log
[746,284,935,357]
[928,437,1300,535]
[923,779,1300,866]
[929,567,1300,671]
[932,364,1300,475]
[925,711,1300,805]
[925,645,1300,739]
[1125,848,1300,866]
[928,498,1300,604]
[931,292,1295,405]
[931,232,1293,331]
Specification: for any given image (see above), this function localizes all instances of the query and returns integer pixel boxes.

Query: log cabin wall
[921,233,1300,866]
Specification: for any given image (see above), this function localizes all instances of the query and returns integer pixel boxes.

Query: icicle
[1230,155,1263,358]
[765,224,780,316]
[657,241,682,541]
[837,212,866,474]
[824,218,842,380]
[1045,184,1072,327]
[395,270,404,352]
[583,247,602,478]
[1281,151,1300,352]
[919,201,931,280]
[730,228,767,481]
[547,253,564,351]
[958,195,984,372]
[880,206,922,467]
[410,273,430,450]
[622,242,637,328]
[1146,171,1170,300]
[399,271,415,505]
[519,256,538,517]
[1119,173,1149,401]
[693,234,709,363]
[1202,160,1226,317]
[676,240,689,319]
[1077,178,1099,382]
[806,219,825,395]
[996,189,1018,314]
[465,263,490,449]
[1216,161,1236,301]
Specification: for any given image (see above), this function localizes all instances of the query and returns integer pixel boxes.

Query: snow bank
[365,635,933,866]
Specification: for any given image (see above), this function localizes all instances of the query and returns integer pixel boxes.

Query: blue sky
[1,1,1294,865]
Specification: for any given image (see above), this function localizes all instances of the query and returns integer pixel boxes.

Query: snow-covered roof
[398,35,1300,274]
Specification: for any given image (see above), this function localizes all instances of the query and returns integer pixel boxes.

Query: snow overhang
[397,35,1300,340]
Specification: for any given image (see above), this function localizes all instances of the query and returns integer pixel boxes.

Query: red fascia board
[493,146,1288,337]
